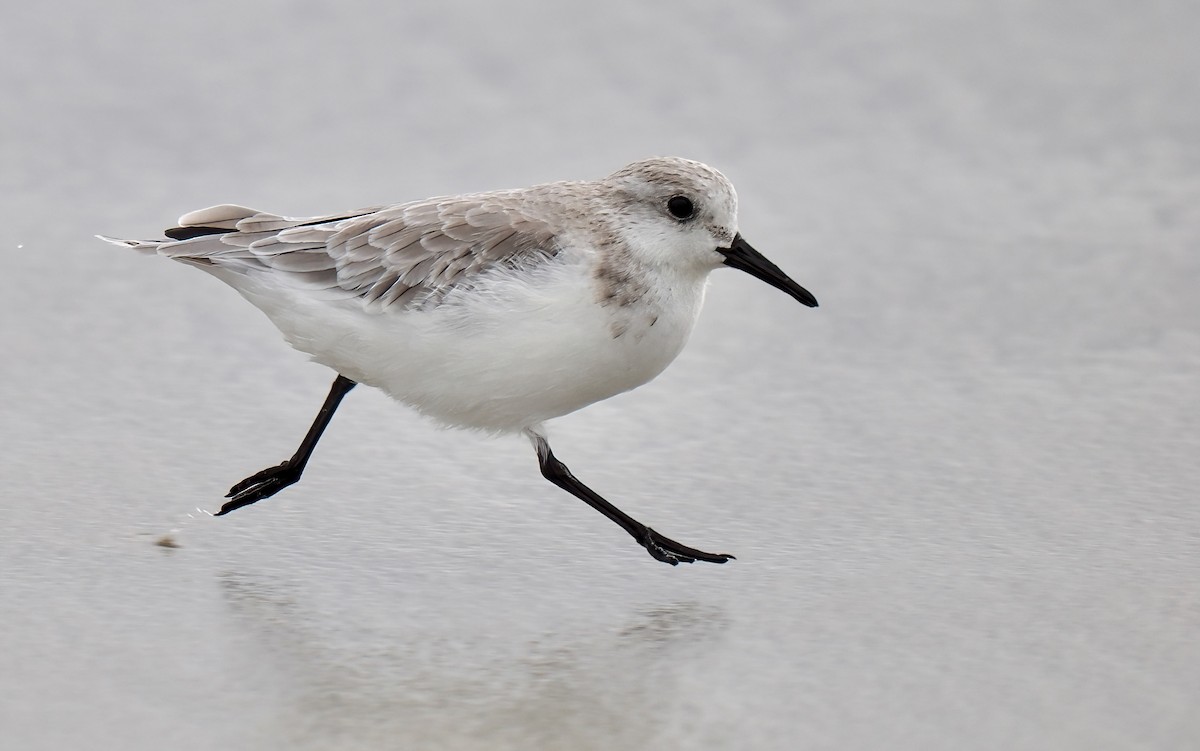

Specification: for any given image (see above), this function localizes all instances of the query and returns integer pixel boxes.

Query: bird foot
[640,527,734,566]
[216,461,302,515]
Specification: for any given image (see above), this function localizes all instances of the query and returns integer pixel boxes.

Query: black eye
[666,195,694,220]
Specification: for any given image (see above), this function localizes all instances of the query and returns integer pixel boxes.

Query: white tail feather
[95,234,163,255]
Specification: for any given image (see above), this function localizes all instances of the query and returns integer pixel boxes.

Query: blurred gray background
[2,1,1198,749]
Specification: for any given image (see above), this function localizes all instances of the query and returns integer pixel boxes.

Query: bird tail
[96,204,268,267]
[95,234,167,255]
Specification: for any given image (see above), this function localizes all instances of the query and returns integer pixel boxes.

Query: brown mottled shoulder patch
[593,239,650,310]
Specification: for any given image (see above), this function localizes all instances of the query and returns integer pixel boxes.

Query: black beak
[718,234,818,307]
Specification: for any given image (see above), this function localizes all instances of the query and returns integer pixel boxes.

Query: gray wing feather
[177,204,260,228]
[155,197,560,311]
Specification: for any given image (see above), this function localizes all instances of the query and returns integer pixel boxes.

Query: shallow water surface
[2,2,1198,749]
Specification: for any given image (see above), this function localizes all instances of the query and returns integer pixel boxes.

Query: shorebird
[100,157,817,564]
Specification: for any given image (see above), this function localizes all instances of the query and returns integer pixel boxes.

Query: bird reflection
[217,571,728,750]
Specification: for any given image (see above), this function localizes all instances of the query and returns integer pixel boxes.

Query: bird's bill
[718,234,818,307]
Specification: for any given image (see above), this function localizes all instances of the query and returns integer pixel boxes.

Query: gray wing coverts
[161,198,560,311]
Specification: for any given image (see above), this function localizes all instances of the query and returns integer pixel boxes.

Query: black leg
[531,435,733,565]
[216,375,357,516]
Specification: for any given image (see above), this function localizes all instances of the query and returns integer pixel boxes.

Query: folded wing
[144,196,560,311]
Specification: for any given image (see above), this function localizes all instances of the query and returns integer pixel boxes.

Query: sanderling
[100,157,817,565]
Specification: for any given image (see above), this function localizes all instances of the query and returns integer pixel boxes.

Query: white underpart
[217,250,708,434]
